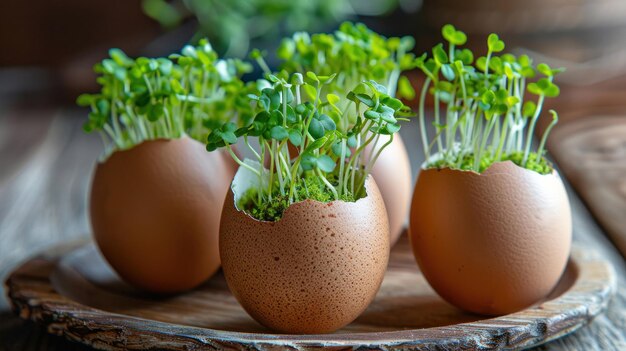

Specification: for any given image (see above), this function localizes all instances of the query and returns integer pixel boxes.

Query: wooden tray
[549,115,626,259]
[5,236,615,351]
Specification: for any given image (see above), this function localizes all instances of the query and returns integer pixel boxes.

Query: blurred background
[3,0,626,108]
[1,0,626,348]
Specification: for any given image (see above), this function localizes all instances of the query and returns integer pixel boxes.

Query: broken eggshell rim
[420,159,561,179]
[95,135,193,164]
[230,159,378,224]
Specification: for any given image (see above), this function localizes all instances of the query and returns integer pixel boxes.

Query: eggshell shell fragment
[220,167,390,333]
[409,161,572,315]
[278,135,411,246]
[90,137,236,293]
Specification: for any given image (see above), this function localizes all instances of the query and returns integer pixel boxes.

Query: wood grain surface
[548,115,626,259]
[1,110,626,350]
[4,236,616,350]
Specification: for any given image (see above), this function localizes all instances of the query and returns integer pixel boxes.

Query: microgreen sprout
[205,23,415,221]
[417,24,564,174]
[267,22,419,103]
[207,72,412,221]
[77,39,256,159]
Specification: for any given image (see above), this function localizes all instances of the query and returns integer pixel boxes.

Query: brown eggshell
[269,135,411,247]
[409,161,572,315]
[90,137,236,293]
[220,166,390,333]
[368,134,412,246]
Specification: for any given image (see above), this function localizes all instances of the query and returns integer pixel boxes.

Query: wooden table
[1,108,625,350]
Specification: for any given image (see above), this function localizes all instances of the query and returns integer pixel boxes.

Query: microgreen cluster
[203,22,415,221]
[256,22,418,102]
[207,73,411,221]
[417,25,563,174]
[77,40,255,159]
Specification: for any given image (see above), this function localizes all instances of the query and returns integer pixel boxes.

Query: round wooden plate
[5,236,615,350]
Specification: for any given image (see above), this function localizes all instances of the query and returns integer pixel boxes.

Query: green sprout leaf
[327,93,340,106]
[528,78,560,97]
[537,63,553,77]
[277,39,295,60]
[289,129,303,146]
[397,76,415,100]
[537,63,566,77]
[306,71,319,84]
[291,72,304,85]
[331,141,351,157]
[270,126,289,141]
[109,48,133,66]
[433,44,449,65]
[441,64,456,81]
[316,155,336,172]
[364,110,381,121]
[354,93,375,107]
[249,48,265,60]
[308,118,325,139]
[487,33,505,53]
[522,101,537,118]
[76,94,94,107]
[385,123,401,134]
[442,24,467,46]
[300,153,317,171]
[382,96,403,110]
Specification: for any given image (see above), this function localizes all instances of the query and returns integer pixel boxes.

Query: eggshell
[368,134,412,246]
[273,135,411,246]
[220,165,390,333]
[90,137,236,293]
[409,161,572,315]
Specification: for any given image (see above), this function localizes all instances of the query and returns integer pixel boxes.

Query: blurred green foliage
[142,0,410,57]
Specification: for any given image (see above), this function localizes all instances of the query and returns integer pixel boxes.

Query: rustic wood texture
[4,236,616,350]
[421,0,626,34]
[548,115,626,259]
[1,110,626,350]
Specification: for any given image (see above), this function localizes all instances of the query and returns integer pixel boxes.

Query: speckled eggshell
[90,137,236,293]
[220,168,390,334]
[368,134,412,246]
[409,161,572,315]
[281,135,412,247]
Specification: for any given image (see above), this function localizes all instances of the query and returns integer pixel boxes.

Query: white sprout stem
[163,107,173,136]
[495,115,511,161]
[110,83,123,139]
[316,168,338,200]
[277,143,292,183]
[364,134,393,181]
[445,89,458,152]
[337,139,347,197]
[259,145,266,204]
[256,57,271,75]
[537,111,558,157]
[434,92,442,152]
[265,140,275,201]
[418,78,432,160]
[522,94,545,166]
[226,144,260,177]
[387,68,401,98]
[102,124,118,147]
[344,122,376,194]
[516,77,527,151]
[350,133,362,196]
[484,52,492,81]
[244,136,261,163]
[366,133,382,169]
